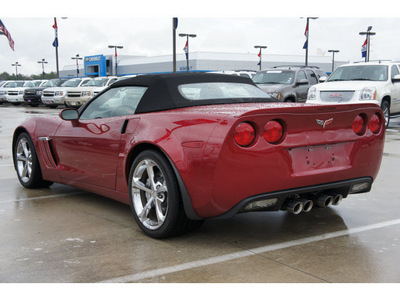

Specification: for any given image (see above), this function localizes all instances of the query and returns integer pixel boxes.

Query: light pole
[38,58,48,78]
[359,26,376,62]
[254,45,267,71]
[327,50,339,72]
[172,18,178,73]
[12,62,21,78]
[71,54,83,77]
[303,17,318,67]
[108,45,123,76]
[179,33,196,72]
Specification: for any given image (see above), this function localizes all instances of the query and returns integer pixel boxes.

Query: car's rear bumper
[213,177,372,219]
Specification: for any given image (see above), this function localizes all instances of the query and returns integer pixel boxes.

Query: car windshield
[5,81,24,88]
[252,71,295,84]
[24,81,42,87]
[328,65,388,82]
[62,79,82,87]
[83,78,109,87]
[42,79,61,87]
[178,82,270,100]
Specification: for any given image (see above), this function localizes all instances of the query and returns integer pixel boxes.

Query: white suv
[42,77,91,108]
[307,61,400,127]
[64,76,118,108]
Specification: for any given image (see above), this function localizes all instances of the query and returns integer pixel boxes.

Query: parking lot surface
[1,104,400,283]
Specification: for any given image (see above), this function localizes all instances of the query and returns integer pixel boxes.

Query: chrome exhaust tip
[316,194,334,208]
[331,193,343,206]
[300,199,314,213]
[284,200,304,215]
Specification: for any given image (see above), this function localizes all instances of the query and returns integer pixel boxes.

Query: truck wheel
[381,100,390,128]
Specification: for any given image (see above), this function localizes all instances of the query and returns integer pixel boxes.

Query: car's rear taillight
[369,113,382,134]
[233,122,256,147]
[353,114,366,135]
[263,120,284,144]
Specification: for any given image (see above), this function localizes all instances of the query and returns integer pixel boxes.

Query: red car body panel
[15,101,384,219]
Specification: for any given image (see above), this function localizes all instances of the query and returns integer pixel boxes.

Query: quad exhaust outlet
[284,193,343,214]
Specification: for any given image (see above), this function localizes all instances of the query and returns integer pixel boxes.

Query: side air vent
[38,137,57,168]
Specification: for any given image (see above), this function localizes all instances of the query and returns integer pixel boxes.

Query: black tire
[284,98,295,103]
[48,104,58,109]
[128,150,203,238]
[381,100,390,128]
[13,132,53,189]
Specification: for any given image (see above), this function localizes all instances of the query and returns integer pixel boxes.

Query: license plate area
[289,143,352,176]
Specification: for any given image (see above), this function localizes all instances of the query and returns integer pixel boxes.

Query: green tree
[0,71,58,81]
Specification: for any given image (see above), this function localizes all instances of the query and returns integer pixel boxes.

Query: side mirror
[60,108,79,121]
[392,74,400,83]
[296,78,309,85]
[319,76,327,83]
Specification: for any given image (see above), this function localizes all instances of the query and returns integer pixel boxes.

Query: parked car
[64,76,118,108]
[0,81,26,104]
[41,77,91,108]
[6,80,46,105]
[211,70,256,78]
[24,78,68,107]
[0,80,10,104]
[252,66,322,102]
[13,73,384,238]
[307,61,400,127]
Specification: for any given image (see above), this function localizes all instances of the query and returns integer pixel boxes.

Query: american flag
[52,18,58,47]
[0,19,15,51]
[303,22,308,49]
[183,41,188,59]
[361,38,367,58]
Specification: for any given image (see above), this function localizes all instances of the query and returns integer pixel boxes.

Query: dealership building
[59,52,349,78]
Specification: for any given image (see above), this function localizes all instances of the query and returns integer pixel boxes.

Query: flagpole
[179,33,196,72]
[359,26,376,62]
[303,17,318,67]
[305,18,309,67]
[254,45,267,71]
[186,36,189,72]
[172,18,178,73]
[53,17,59,78]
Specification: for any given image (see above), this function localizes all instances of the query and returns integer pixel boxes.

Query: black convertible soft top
[109,72,273,113]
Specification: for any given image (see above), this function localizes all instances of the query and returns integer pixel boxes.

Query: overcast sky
[1,0,399,76]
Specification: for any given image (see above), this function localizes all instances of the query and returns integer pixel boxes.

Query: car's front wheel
[129,150,203,238]
[14,132,53,188]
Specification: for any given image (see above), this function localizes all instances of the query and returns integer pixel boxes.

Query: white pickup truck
[307,61,400,127]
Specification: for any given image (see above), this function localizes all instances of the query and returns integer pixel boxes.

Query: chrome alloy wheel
[382,105,390,128]
[16,137,33,183]
[131,159,168,230]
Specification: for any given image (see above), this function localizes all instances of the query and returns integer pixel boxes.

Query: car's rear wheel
[129,150,203,238]
[381,100,390,128]
[14,132,53,188]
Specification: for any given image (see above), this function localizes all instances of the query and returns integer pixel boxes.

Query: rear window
[253,71,295,84]
[178,82,270,101]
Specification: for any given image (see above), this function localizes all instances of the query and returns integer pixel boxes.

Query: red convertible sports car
[13,73,385,238]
